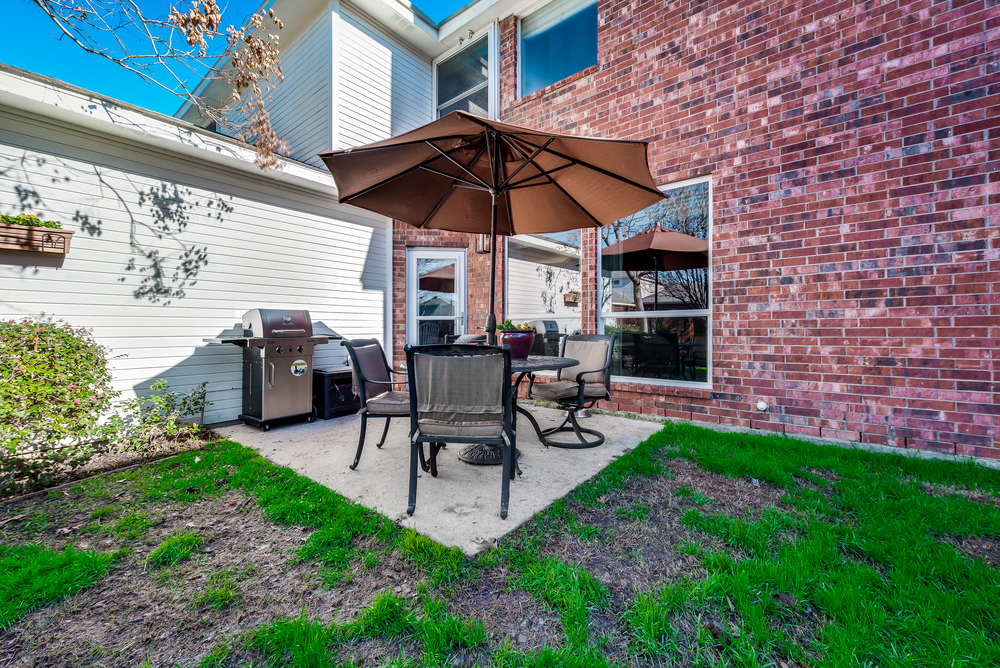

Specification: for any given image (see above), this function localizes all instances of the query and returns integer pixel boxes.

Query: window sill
[514,65,599,109]
[610,377,712,400]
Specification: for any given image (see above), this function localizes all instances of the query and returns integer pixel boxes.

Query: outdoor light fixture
[473,232,491,254]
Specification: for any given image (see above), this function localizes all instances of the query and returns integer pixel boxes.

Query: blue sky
[2,0,469,116]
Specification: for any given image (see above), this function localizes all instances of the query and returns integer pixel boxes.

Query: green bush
[0,213,62,229]
[0,318,117,494]
[110,379,210,451]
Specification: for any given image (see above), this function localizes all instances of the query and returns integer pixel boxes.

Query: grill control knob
[275,346,283,354]
[297,346,303,353]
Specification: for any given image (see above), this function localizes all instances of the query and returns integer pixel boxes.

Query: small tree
[32,0,288,169]
[0,318,118,493]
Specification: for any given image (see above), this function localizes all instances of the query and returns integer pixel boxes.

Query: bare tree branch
[31,0,288,170]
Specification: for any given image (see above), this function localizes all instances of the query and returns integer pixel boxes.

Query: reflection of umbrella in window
[418,263,455,293]
[601,227,708,311]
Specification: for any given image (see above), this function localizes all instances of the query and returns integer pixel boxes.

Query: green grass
[0,544,120,629]
[5,427,1000,666]
[147,530,203,567]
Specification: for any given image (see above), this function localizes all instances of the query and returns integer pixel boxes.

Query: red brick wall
[390,224,506,367]
[491,0,1000,457]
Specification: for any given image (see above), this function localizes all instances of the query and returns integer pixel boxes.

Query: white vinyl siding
[337,2,432,148]
[507,257,581,319]
[264,8,333,167]
[0,106,389,426]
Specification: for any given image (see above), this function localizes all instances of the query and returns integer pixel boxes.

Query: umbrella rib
[527,141,666,198]
[418,164,489,191]
[426,140,491,189]
[498,137,555,189]
[418,183,457,228]
[506,163,574,189]
[336,138,487,204]
[501,136,604,228]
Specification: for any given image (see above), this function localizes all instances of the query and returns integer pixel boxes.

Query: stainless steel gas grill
[205,309,341,431]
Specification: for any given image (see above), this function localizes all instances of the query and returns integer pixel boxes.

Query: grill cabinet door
[263,355,314,420]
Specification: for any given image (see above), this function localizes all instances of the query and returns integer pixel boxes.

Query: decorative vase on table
[497,331,534,359]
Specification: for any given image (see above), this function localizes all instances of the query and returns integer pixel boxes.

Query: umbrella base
[458,443,520,465]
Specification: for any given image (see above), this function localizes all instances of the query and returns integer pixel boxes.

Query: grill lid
[242,309,312,338]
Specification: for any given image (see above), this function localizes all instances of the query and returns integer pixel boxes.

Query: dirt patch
[1,490,345,667]
[919,482,1000,507]
[941,534,1000,568]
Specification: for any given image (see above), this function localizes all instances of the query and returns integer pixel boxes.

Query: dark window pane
[418,320,456,345]
[521,0,597,96]
[605,316,708,382]
[438,85,489,117]
[438,36,489,107]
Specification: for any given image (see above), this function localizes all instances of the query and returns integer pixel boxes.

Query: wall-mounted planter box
[563,293,580,305]
[0,223,74,254]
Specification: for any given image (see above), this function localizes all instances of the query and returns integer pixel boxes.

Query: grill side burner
[205,309,341,431]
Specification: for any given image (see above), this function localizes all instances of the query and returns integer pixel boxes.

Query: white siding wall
[507,257,581,328]
[0,107,389,425]
[337,2,432,148]
[266,7,333,167]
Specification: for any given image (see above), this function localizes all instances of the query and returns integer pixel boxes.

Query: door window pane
[418,320,456,345]
[418,258,456,317]
[437,35,489,118]
[520,0,597,97]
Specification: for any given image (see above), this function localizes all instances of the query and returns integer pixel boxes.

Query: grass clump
[518,556,608,647]
[0,544,118,629]
[147,530,203,567]
[343,590,415,639]
[625,583,687,656]
[110,511,159,540]
[195,565,255,609]
[248,609,338,668]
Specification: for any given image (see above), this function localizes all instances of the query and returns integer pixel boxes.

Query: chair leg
[350,414,368,470]
[500,442,511,519]
[540,409,605,449]
[429,443,440,478]
[407,438,419,515]
[375,418,391,448]
[417,443,429,473]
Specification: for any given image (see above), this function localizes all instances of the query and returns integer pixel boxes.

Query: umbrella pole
[487,192,498,345]
[654,256,659,312]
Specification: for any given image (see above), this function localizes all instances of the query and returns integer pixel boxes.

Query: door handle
[268,362,275,388]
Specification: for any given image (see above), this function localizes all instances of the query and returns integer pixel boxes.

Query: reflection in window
[520,0,597,97]
[437,36,489,118]
[506,232,582,357]
[417,258,457,344]
[600,179,711,383]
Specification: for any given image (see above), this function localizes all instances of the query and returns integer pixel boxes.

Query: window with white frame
[436,35,489,118]
[599,178,711,384]
[506,231,582,357]
[519,0,597,97]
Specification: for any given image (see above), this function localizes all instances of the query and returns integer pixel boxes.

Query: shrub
[0,318,118,494]
[110,379,210,451]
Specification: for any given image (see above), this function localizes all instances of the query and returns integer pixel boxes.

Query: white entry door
[406,249,466,345]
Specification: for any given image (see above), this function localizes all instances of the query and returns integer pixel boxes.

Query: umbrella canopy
[601,227,709,272]
[319,110,665,342]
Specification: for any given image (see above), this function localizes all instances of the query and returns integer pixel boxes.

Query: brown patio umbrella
[601,227,708,310]
[319,110,664,343]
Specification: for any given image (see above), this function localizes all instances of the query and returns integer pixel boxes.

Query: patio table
[458,355,601,465]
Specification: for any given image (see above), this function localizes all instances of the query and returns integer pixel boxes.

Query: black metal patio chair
[405,343,515,518]
[340,338,409,470]
[526,334,615,448]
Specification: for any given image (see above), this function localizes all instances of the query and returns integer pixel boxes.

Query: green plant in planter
[109,379,210,452]
[497,320,532,331]
[0,214,62,229]
[0,318,117,494]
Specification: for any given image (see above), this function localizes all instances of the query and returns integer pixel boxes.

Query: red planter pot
[497,330,534,359]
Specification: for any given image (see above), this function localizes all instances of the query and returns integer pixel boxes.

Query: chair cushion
[529,381,608,402]
[560,339,610,384]
[367,391,410,415]
[418,419,504,439]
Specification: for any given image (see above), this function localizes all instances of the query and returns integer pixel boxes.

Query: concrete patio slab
[215,406,663,555]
